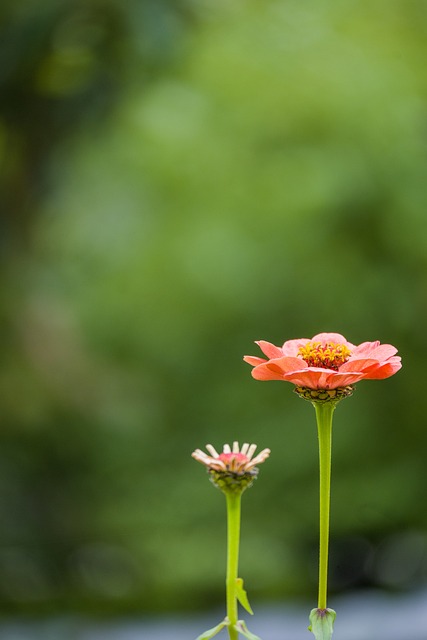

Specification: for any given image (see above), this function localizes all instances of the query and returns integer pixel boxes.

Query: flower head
[244,332,401,400]
[192,442,270,493]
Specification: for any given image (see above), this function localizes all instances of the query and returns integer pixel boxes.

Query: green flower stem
[313,401,336,611]
[225,491,242,640]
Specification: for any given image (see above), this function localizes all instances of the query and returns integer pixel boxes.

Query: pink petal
[283,368,366,389]
[281,338,310,356]
[351,341,380,357]
[282,368,329,388]
[243,355,267,366]
[364,344,398,362]
[251,363,285,381]
[361,357,402,380]
[255,340,284,359]
[312,332,349,344]
[268,356,309,374]
[322,371,367,388]
[266,361,288,374]
[351,342,397,362]
[339,358,380,374]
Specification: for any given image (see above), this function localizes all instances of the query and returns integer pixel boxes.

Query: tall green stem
[225,491,241,640]
[313,401,335,611]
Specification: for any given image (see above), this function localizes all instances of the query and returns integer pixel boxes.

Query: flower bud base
[209,469,258,494]
[294,385,354,403]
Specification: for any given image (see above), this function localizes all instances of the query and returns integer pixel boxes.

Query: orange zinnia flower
[244,332,401,390]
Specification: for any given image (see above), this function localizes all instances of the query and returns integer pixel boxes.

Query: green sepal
[308,608,336,640]
[234,619,262,640]
[236,578,254,615]
[209,469,257,494]
[294,385,353,403]
[195,618,229,640]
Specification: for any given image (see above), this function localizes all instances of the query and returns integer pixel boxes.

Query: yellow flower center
[298,341,351,371]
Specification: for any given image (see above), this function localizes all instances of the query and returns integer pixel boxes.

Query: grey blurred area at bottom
[1,587,426,640]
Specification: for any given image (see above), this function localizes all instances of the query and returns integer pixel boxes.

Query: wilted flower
[192,442,271,472]
[192,442,270,639]
[192,442,270,493]
[244,332,401,400]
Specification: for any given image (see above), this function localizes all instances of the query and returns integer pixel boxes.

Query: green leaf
[195,618,229,640]
[308,608,336,640]
[234,619,262,640]
[236,578,254,615]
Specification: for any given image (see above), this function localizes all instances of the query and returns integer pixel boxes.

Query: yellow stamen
[298,341,351,371]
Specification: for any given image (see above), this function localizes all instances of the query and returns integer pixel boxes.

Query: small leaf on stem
[195,618,229,640]
[236,578,254,615]
[234,619,262,640]
[308,608,336,640]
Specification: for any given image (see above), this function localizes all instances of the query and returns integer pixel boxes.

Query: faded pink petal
[311,332,356,350]
[350,341,380,357]
[281,338,310,356]
[365,344,398,360]
[192,441,270,474]
[350,343,397,361]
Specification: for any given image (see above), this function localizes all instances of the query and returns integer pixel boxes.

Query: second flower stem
[313,401,335,611]
[226,491,241,640]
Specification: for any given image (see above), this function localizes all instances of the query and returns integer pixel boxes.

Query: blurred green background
[0,0,425,618]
